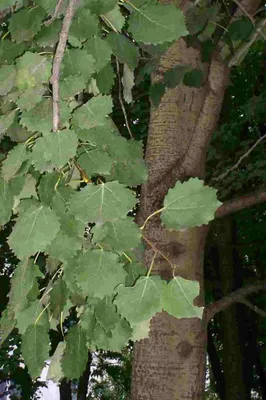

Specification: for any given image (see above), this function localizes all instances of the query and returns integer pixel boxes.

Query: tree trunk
[60,378,72,400]
[77,352,92,400]
[131,37,228,400]
[214,217,247,399]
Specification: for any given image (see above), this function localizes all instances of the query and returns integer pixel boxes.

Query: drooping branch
[50,0,77,132]
[214,132,266,181]
[205,281,266,322]
[216,189,266,218]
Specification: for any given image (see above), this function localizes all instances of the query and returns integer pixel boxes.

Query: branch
[50,0,77,132]
[238,298,266,317]
[214,132,266,181]
[115,58,134,140]
[232,0,266,42]
[205,281,266,322]
[216,189,266,218]
[45,0,65,26]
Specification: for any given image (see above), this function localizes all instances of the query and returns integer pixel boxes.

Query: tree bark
[131,37,228,400]
[77,352,92,400]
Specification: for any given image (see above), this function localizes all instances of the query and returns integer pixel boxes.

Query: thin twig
[238,298,266,317]
[116,58,134,140]
[232,0,266,42]
[213,132,266,181]
[45,0,65,26]
[51,0,77,132]
[142,235,174,268]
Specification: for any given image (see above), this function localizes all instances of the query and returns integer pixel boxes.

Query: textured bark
[131,37,228,400]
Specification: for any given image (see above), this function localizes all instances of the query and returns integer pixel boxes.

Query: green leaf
[50,278,69,319]
[0,40,25,65]
[85,0,117,15]
[78,146,113,176]
[150,82,166,108]
[59,213,86,238]
[21,325,50,379]
[164,65,188,88]
[45,232,82,262]
[84,37,112,72]
[20,98,71,133]
[94,297,120,331]
[114,276,165,325]
[0,307,16,348]
[16,52,51,91]
[5,120,33,143]
[47,342,65,382]
[72,95,113,130]
[35,19,62,47]
[102,5,125,32]
[0,109,17,138]
[0,65,16,96]
[92,218,142,254]
[1,143,29,181]
[35,0,67,14]
[131,318,151,341]
[62,48,96,80]
[60,74,87,99]
[47,342,66,382]
[161,277,204,319]
[106,33,139,70]
[122,64,134,104]
[128,4,188,44]
[9,6,46,43]
[228,17,254,41]
[0,178,15,225]
[161,178,222,230]
[61,325,88,380]
[31,130,78,172]
[16,300,50,335]
[106,318,132,351]
[16,86,46,111]
[68,181,136,223]
[9,259,43,317]
[124,261,146,287]
[108,139,148,185]
[68,8,99,47]
[183,69,204,88]
[96,62,115,94]
[74,249,127,298]
[8,203,60,258]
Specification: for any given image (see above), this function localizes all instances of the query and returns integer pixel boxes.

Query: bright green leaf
[8,203,60,258]
[161,178,222,230]
[0,307,16,348]
[16,52,51,90]
[72,95,113,130]
[45,232,82,262]
[1,143,28,181]
[102,5,125,32]
[47,342,66,382]
[78,146,113,176]
[62,48,96,79]
[68,181,136,223]
[85,0,117,15]
[92,218,141,254]
[114,276,165,325]
[96,62,115,94]
[128,4,188,44]
[161,277,204,319]
[84,37,112,72]
[74,249,126,298]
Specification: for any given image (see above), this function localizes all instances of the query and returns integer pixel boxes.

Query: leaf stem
[146,251,157,278]
[140,207,165,230]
